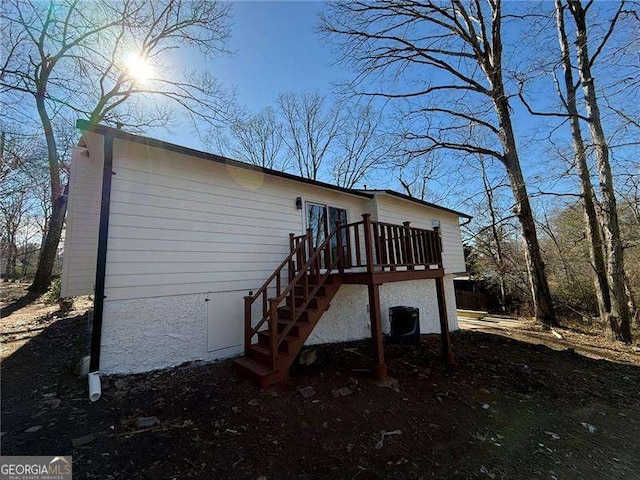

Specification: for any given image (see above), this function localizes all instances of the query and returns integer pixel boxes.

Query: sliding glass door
[328,206,348,252]
[306,202,328,247]
[305,202,348,267]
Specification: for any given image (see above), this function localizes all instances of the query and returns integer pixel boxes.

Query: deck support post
[435,275,455,366]
[367,282,387,379]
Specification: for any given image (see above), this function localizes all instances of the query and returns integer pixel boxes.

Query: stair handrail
[271,226,343,351]
[244,230,311,353]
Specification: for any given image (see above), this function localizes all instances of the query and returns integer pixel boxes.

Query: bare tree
[466,216,531,313]
[567,0,632,341]
[398,158,435,201]
[0,188,28,280]
[478,155,509,311]
[226,107,286,170]
[619,174,640,326]
[397,154,469,209]
[1,0,232,292]
[214,94,388,184]
[331,102,391,188]
[322,0,557,325]
[554,0,611,324]
[278,91,341,180]
[0,131,41,280]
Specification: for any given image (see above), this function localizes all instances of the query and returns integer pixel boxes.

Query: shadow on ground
[2,313,640,480]
[1,311,91,455]
[0,291,41,318]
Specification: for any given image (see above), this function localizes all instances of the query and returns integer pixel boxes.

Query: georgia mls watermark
[0,456,72,480]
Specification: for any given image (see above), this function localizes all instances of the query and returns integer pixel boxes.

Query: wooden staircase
[233,228,345,386]
[234,276,341,386]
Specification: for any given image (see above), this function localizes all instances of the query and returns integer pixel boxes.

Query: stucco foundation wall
[100,294,243,375]
[306,285,371,345]
[380,280,439,334]
[307,277,458,346]
[100,276,459,375]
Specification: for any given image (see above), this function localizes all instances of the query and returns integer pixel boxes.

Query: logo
[0,456,72,480]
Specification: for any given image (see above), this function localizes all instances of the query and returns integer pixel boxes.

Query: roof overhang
[357,189,472,219]
[76,120,374,200]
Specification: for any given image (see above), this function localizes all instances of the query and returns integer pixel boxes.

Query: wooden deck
[234,214,454,386]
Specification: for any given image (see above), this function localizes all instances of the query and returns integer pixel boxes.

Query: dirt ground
[2,284,640,480]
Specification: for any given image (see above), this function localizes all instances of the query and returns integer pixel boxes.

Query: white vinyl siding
[103,140,371,302]
[61,142,104,297]
[374,195,466,274]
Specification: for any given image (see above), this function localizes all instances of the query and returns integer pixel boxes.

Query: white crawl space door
[206,291,244,354]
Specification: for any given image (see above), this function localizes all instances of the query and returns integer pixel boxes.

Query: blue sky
[161,1,486,203]
[150,1,635,216]
[159,2,408,193]
[215,1,340,111]
[161,1,539,208]
[158,2,348,158]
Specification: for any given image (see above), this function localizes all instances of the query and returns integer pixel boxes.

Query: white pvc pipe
[88,372,101,402]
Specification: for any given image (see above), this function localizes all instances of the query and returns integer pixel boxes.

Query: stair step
[233,356,288,387]
[277,318,311,335]
[249,343,292,364]
[233,356,272,378]
[248,344,273,364]
[277,306,317,320]
[250,343,272,356]
[236,268,343,387]
[258,330,302,353]
[289,295,319,308]
[306,274,335,284]
[294,284,326,296]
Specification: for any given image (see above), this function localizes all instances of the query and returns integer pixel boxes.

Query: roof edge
[76,120,373,200]
[355,189,472,219]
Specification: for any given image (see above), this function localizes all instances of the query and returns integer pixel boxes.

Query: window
[305,202,347,248]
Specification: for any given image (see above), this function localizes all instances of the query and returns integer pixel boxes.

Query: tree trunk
[30,89,64,293]
[555,0,611,323]
[6,237,16,280]
[10,243,17,279]
[30,191,67,293]
[624,274,639,328]
[480,155,507,311]
[483,4,556,326]
[504,157,557,325]
[495,97,557,326]
[569,0,632,342]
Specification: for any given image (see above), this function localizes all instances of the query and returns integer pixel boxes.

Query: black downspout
[89,133,114,373]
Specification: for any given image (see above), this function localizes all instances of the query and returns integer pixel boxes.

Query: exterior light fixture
[296,197,303,209]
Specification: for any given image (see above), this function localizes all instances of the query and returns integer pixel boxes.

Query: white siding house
[63,122,470,378]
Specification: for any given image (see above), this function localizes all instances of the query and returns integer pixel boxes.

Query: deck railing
[333,214,443,273]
